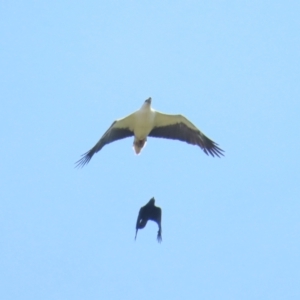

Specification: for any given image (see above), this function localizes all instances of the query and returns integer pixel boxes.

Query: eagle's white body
[118,102,156,154]
[133,104,156,138]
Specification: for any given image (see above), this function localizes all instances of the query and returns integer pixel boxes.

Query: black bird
[135,197,162,243]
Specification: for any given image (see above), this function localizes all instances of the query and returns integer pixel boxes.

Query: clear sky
[1,1,300,299]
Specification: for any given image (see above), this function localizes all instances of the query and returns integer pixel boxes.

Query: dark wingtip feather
[208,141,225,158]
[74,150,94,168]
[157,231,162,243]
[201,136,225,158]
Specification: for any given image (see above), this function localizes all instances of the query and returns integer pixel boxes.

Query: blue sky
[1,1,300,299]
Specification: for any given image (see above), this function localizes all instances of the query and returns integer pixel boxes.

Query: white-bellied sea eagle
[75,97,224,167]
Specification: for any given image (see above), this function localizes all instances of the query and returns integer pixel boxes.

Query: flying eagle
[76,97,224,167]
[135,197,162,243]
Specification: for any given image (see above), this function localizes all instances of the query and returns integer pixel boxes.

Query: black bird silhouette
[135,197,162,243]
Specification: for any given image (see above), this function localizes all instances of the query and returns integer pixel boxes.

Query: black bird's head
[148,197,155,206]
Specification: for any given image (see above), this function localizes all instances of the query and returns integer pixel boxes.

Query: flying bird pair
[75,97,224,167]
[76,98,224,242]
